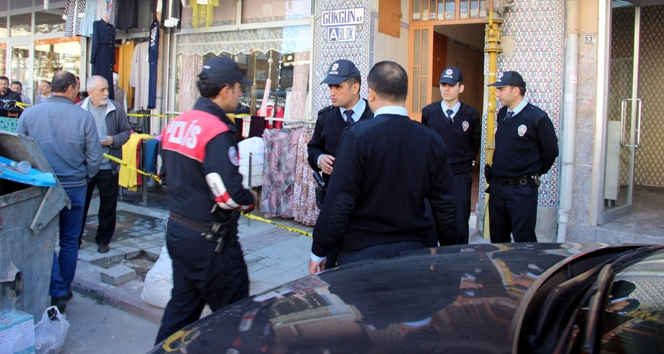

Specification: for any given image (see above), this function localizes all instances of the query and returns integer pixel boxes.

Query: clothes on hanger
[130,41,150,110]
[292,131,319,226]
[158,0,184,33]
[64,0,86,37]
[116,0,139,29]
[91,19,116,100]
[118,41,135,109]
[191,0,219,29]
[148,20,160,109]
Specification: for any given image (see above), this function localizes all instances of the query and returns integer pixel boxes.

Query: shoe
[97,243,110,253]
[50,297,67,314]
[65,290,73,301]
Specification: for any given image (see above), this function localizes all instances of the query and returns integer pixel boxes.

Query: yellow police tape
[102,153,161,182]
[15,102,30,109]
[241,212,312,238]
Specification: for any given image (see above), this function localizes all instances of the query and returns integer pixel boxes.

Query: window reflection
[35,9,66,34]
[33,39,81,100]
[10,13,31,37]
[0,17,7,38]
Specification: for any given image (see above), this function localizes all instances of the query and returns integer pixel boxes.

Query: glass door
[8,40,32,101]
[600,3,642,224]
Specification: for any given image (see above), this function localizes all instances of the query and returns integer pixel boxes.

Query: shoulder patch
[228,146,240,166]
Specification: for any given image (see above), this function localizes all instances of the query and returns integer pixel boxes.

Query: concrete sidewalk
[71,192,314,325]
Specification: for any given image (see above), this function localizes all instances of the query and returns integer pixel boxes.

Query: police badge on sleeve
[228,146,240,166]
[518,125,527,137]
[462,121,469,132]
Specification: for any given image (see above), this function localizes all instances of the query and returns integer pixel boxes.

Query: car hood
[149,243,614,354]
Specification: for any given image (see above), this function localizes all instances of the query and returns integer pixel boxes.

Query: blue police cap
[321,60,361,85]
[439,66,463,85]
[488,71,526,88]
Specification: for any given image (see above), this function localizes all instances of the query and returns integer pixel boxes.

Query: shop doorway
[599,2,664,233]
[431,23,485,212]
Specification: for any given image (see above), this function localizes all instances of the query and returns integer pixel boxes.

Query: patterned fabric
[176,26,311,56]
[177,54,203,112]
[292,131,319,226]
[260,128,307,218]
[64,0,86,37]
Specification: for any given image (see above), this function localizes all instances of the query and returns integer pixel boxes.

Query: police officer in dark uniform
[155,58,257,344]
[421,66,481,244]
[307,59,373,187]
[309,61,457,274]
[486,71,558,243]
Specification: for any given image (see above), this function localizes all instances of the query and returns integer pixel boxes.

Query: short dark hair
[50,71,78,93]
[367,61,408,102]
[344,76,361,89]
[11,81,22,88]
[196,73,232,98]
[0,76,9,83]
[515,86,526,97]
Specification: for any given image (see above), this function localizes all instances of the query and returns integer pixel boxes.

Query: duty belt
[492,173,541,187]
[169,211,238,253]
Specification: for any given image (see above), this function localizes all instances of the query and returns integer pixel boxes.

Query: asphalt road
[59,292,159,354]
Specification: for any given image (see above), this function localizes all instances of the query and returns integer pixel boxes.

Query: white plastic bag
[141,245,173,308]
[34,306,69,354]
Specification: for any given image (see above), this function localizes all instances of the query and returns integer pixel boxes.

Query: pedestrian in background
[421,66,481,245]
[155,58,257,344]
[35,79,52,104]
[16,71,102,313]
[309,61,457,274]
[486,71,558,243]
[11,81,31,105]
[77,75,131,253]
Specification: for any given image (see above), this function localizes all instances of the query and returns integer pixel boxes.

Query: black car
[148,243,664,353]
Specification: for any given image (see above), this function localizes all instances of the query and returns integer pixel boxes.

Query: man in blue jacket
[77,75,131,253]
[309,61,457,273]
[16,71,102,313]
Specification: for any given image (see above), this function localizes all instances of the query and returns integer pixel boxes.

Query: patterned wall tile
[479,0,565,208]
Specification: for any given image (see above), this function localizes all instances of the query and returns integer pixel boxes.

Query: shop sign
[321,8,364,42]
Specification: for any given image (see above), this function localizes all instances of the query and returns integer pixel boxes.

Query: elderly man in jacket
[77,75,131,253]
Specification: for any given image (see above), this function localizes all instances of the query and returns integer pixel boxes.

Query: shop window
[10,14,31,37]
[0,1,6,12]
[0,17,7,38]
[181,0,237,29]
[0,44,6,76]
[33,38,81,90]
[175,25,311,120]
[35,9,66,34]
[241,0,312,24]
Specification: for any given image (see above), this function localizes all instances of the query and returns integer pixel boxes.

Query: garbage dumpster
[0,130,68,318]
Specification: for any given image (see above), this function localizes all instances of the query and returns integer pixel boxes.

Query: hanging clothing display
[176,54,203,112]
[260,127,307,218]
[191,0,219,29]
[64,0,86,37]
[148,20,160,109]
[158,0,183,33]
[292,131,319,226]
[79,0,99,37]
[91,19,116,100]
[130,41,150,110]
[118,41,134,109]
[116,0,139,30]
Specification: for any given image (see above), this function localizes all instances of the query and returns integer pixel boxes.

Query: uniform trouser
[155,219,249,344]
[50,185,86,298]
[453,172,473,244]
[488,182,538,243]
[336,241,425,266]
[79,169,119,246]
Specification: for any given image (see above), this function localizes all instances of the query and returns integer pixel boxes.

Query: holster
[313,171,327,209]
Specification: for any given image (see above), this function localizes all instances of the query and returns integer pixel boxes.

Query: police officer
[486,71,558,243]
[307,59,373,186]
[309,61,457,274]
[421,66,481,244]
[155,58,258,344]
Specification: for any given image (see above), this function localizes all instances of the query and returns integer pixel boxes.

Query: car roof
[150,243,623,354]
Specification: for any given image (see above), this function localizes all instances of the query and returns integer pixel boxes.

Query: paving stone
[116,246,142,259]
[144,247,162,261]
[78,249,124,267]
[134,242,156,250]
[100,265,137,286]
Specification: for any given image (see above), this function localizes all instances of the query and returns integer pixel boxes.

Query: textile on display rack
[91,18,116,100]
[116,0,139,30]
[260,127,308,218]
[292,131,319,226]
[76,0,117,37]
[191,0,219,29]
[148,20,160,109]
[177,54,203,112]
[130,41,150,110]
[118,41,134,109]
[120,133,152,191]
[64,0,86,37]
[157,0,184,32]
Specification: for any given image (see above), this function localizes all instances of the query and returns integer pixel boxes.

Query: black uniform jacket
[492,103,559,178]
[421,101,481,175]
[160,97,255,223]
[307,99,373,182]
[311,112,458,258]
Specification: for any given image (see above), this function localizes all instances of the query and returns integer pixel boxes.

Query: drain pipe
[557,0,579,242]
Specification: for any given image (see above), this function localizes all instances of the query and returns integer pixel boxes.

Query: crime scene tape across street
[103,153,161,182]
[241,212,312,238]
